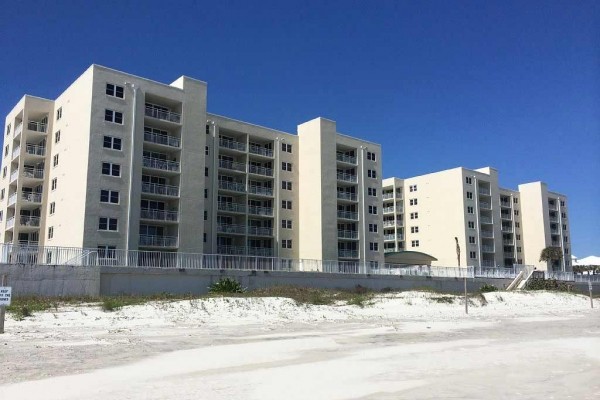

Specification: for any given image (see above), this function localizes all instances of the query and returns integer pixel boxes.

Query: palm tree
[539,246,563,270]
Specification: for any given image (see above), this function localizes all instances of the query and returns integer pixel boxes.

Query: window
[409,184,417,192]
[5,123,10,136]
[560,200,565,207]
[411,240,420,248]
[368,205,378,214]
[281,219,292,229]
[53,154,59,167]
[513,198,519,204]
[561,212,566,219]
[103,136,122,150]
[411,226,419,233]
[50,202,56,214]
[368,187,377,197]
[565,248,569,254]
[106,83,124,98]
[204,189,208,198]
[467,206,474,214]
[51,178,58,190]
[469,236,476,244]
[562,224,567,231]
[515,222,520,228]
[564,236,568,243]
[204,211,208,221]
[410,212,418,219]
[369,242,379,251]
[48,226,54,239]
[281,180,292,190]
[282,143,292,153]
[203,233,207,243]
[517,247,522,253]
[100,190,119,204]
[0,189,4,200]
[205,167,209,177]
[98,245,116,259]
[282,200,292,210]
[104,109,123,124]
[466,191,473,200]
[101,162,121,177]
[367,169,377,178]
[514,210,519,216]
[0,211,3,221]
[282,162,293,172]
[2,166,6,178]
[4,145,8,156]
[55,130,61,143]
[282,239,292,249]
[367,151,376,161]
[516,234,521,240]
[410,198,418,206]
[56,107,62,120]
[98,217,118,231]
[368,223,378,233]
[206,125,210,134]
[468,221,475,229]
[205,146,209,155]
[465,177,472,185]
[469,251,477,259]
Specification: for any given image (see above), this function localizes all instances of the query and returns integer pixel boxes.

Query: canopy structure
[384,251,438,266]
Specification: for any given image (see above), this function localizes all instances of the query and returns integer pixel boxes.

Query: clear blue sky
[1,1,598,256]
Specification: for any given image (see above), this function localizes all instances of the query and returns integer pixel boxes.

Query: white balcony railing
[479,202,491,209]
[248,205,273,216]
[19,215,41,227]
[141,182,179,197]
[6,217,15,229]
[384,234,396,241]
[218,180,246,193]
[217,245,247,255]
[338,230,359,239]
[217,224,246,235]
[248,164,273,177]
[22,192,43,203]
[8,193,17,206]
[383,220,400,228]
[478,188,491,196]
[10,170,19,182]
[480,216,493,224]
[501,226,513,232]
[549,216,559,223]
[143,131,181,148]
[22,166,44,179]
[336,153,357,164]
[338,249,359,258]
[140,209,179,222]
[383,207,395,214]
[144,106,181,123]
[27,121,47,133]
[481,231,494,238]
[248,185,273,196]
[142,157,180,172]
[500,213,512,220]
[13,123,23,138]
[219,138,246,152]
[139,234,178,247]
[247,226,273,236]
[219,160,247,172]
[217,202,246,213]
[25,144,45,156]
[337,192,357,201]
[500,201,511,208]
[249,144,273,157]
[382,193,394,200]
[11,146,20,159]
[481,245,495,253]
[248,247,273,257]
[337,210,358,220]
[336,172,357,183]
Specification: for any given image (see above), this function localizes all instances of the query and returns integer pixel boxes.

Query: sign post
[589,281,594,309]
[0,274,10,334]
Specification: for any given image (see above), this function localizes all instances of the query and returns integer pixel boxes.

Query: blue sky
[1,1,598,256]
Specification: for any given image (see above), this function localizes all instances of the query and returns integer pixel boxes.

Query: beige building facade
[0,65,383,267]
[383,167,571,271]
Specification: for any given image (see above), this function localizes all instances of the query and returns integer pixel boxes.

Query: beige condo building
[0,65,383,268]
[382,167,571,271]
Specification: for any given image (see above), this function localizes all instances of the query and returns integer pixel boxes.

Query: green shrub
[102,298,125,312]
[209,278,245,294]
[526,278,569,291]
[480,283,498,293]
[431,296,454,304]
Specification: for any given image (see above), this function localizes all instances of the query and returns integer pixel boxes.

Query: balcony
[383,220,402,228]
[480,216,493,224]
[337,210,358,220]
[139,234,178,247]
[219,138,246,152]
[217,224,246,235]
[19,215,41,227]
[549,216,559,223]
[22,192,43,203]
[551,241,560,247]
[384,248,396,254]
[218,180,246,193]
[22,166,44,180]
[7,193,17,206]
[248,164,273,177]
[141,182,179,197]
[248,247,273,257]
[500,201,511,208]
[383,207,395,214]
[478,188,491,196]
[338,230,359,240]
[336,153,357,165]
[9,170,19,182]
[140,209,179,222]
[481,245,495,253]
[217,245,247,255]
[481,231,494,238]
[142,157,180,173]
[144,106,181,124]
[382,193,394,200]
[217,202,246,213]
[336,172,357,183]
[548,202,558,211]
[384,234,396,241]
[503,239,514,246]
[13,123,23,138]
[550,228,559,235]
[11,146,20,159]
[247,226,273,236]
[27,121,47,133]
[248,185,273,197]
[338,249,359,259]
[500,213,512,220]
[143,131,181,148]
[501,226,513,233]
[337,192,357,202]
[249,144,273,158]
[479,202,491,210]
[6,217,15,229]
[25,144,45,157]
[219,159,247,173]
[248,205,273,217]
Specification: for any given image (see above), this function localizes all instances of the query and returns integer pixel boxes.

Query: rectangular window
[465,177,472,184]
[106,83,124,98]
[98,217,118,231]
[517,247,522,253]
[0,211,3,221]
[368,187,377,196]
[48,226,54,239]
[467,206,474,214]
[104,109,123,124]
[6,123,10,135]
[468,221,475,229]
[282,200,292,210]
[514,210,519,216]
[411,240,419,248]
[205,146,209,155]
[205,167,209,177]
[466,191,473,199]
[2,166,6,178]
[51,178,58,190]
[100,189,119,204]
[101,162,121,177]
[409,184,417,192]
[53,154,59,167]
[282,162,293,172]
[55,130,61,143]
[562,224,567,231]
[369,242,379,251]
[103,136,122,150]
[98,245,117,259]
[368,223,378,233]
[3,145,8,156]
[281,219,292,229]
[204,189,208,199]
[281,180,292,190]
[560,200,565,207]
[0,189,4,200]
[203,233,207,243]
[513,198,519,204]
[50,202,56,215]
[282,239,292,249]
[368,205,378,214]
[516,234,521,240]
[282,143,292,153]
[411,226,419,233]
[204,211,208,221]
[409,198,418,206]
[469,236,476,244]
[515,222,520,228]
[367,169,377,178]
[56,107,62,120]
[410,212,418,219]
[469,251,477,259]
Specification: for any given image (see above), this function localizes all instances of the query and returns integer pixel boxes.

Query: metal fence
[0,243,597,283]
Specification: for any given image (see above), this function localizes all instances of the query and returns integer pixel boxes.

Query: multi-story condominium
[382,167,571,271]
[0,65,383,268]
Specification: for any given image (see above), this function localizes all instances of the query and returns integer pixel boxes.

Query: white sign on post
[0,287,11,306]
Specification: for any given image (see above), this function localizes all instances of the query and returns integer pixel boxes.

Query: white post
[0,274,7,334]
[590,281,594,309]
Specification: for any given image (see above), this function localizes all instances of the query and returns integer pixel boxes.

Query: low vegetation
[480,283,499,293]
[526,278,571,292]
[208,278,245,294]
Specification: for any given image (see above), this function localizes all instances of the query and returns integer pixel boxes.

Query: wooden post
[0,274,7,334]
